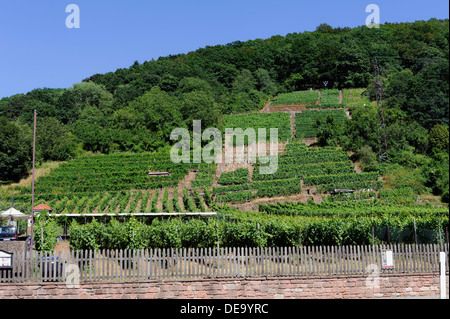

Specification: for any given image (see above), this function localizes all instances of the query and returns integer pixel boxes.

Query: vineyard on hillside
[19,150,192,195]
[213,142,380,203]
[295,110,347,138]
[271,90,319,105]
[319,89,340,107]
[223,112,291,144]
[342,88,371,107]
[269,89,347,109]
[3,89,448,251]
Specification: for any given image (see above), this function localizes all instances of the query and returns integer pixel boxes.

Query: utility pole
[30,110,37,251]
[373,58,388,162]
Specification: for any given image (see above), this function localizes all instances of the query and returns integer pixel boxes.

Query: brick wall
[1,273,448,299]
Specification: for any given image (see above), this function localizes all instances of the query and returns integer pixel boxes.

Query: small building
[33,204,52,213]
[148,170,170,176]
[330,189,355,195]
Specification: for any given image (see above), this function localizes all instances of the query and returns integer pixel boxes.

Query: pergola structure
[46,212,217,218]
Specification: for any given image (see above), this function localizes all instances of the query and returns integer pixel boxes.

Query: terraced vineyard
[4,112,446,253]
[8,106,385,211]
[271,90,319,105]
[217,168,250,185]
[223,112,291,144]
[5,91,446,251]
[342,88,371,107]
[14,187,215,215]
[319,88,340,107]
[11,149,216,214]
[258,196,449,217]
[20,150,191,195]
[295,109,347,138]
[212,142,380,203]
[190,163,216,189]
[268,88,371,110]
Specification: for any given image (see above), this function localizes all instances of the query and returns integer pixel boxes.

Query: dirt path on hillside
[354,163,363,173]
[175,170,196,210]
[290,112,296,138]
[260,100,272,113]
[302,137,318,146]
[214,142,287,186]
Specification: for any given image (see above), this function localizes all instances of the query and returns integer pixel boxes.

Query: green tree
[71,121,112,154]
[429,124,449,153]
[341,105,378,152]
[56,82,114,124]
[116,87,183,141]
[314,115,341,147]
[232,69,256,93]
[422,152,449,202]
[0,117,33,183]
[254,68,277,94]
[36,117,78,161]
[355,145,379,172]
[181,90,222,128]
[158,73,179,92]
[178,77,212,93]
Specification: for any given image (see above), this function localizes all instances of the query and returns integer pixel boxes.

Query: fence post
[440,252,446,299]
[413,217,418,246]
[387,226,390,246]
[372,225,375,245]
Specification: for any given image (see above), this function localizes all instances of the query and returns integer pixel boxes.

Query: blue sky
[0,0,448,99]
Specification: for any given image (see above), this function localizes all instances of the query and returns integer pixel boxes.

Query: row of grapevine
[23,149,196,195]
[213,184,252,195]
[320,89,340,106]
[252,161,354,181]
[295,110,347,138]
[66,212,449,250]
[378,187,418,204]
[213,178,302,202]
[270,89,369,109]
[316,180,384,192]
[24,180,185,195]
[217,168,250,185]
[271,91,319,105]
[19,187,214,216]
[258,199,449,218]
[254,178,302,198]
[191,164,216,188]
[215,191,255,203]
[193,188,206,212]
[223,112,291,143]
[183,187,197,212]
[303,172,379,186]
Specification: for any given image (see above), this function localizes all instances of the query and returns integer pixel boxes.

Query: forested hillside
[1,19,448,203]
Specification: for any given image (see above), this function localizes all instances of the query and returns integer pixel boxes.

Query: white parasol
[0,207,30,220]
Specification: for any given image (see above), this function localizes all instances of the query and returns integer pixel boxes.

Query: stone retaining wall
[0,273,448,299]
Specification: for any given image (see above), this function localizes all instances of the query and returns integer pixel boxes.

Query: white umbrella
[0,207,30,220]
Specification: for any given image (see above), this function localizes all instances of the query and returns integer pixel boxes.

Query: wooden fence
[1,244,448,283]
